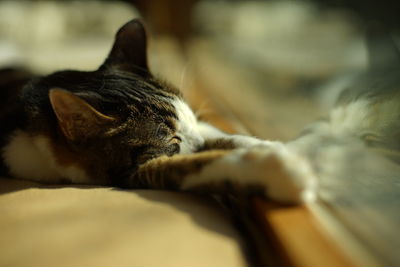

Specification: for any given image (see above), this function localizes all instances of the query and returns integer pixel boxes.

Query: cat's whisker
[194,101,213,119]
[179,63,189,89]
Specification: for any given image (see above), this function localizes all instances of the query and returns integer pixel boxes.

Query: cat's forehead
[46,69,180,116]
[40,69,179,95]
[30,68,184,134]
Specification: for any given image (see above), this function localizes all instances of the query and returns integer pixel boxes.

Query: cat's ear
[49,89,115,141]
[100,19,149,76]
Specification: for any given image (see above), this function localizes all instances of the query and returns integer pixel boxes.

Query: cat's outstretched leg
[197,121,281,150]
[129,144,316,204]
[184,144,316,203]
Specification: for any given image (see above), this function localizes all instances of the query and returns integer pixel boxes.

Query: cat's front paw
[183,145,316,203]
[241,145,316,203]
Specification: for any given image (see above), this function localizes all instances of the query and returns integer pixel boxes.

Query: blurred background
[2,0,397,140]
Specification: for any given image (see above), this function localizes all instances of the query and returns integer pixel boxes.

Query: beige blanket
[0,177,247,267]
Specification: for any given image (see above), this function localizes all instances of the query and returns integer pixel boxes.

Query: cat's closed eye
[156,126,169,139]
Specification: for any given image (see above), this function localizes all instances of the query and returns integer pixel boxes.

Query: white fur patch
[197,121,226,139]
[329,100,372,137]
[172,98,204,154]
[2,130,89,183]
[172,98,280,153]
[198,121,281,148]
[183,144,316,203]
[329,98,400,140]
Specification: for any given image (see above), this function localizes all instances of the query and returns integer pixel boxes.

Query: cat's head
[22,19,204,185]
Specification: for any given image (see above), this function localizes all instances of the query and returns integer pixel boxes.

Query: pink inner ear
[49,88,92,121]
[49,88,115,121]
[49,88,115,140]
[49,88,74,122]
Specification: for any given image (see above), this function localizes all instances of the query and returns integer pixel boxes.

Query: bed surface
[0,177,248,267]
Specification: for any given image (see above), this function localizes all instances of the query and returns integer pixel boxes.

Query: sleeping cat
[2,18,398,205]
[0,19,314,203]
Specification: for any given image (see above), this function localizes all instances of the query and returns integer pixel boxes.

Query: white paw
[230,135,282,149]
[183,145,316,203]
[242,145,316,203]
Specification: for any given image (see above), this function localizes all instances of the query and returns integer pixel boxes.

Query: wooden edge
[252,199,357,267]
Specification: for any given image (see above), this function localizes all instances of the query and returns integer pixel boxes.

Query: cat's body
[2,19,398,204]
[0,20,312,203]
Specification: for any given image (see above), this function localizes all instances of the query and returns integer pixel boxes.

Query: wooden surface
[253,200,356,267]
[0,178,248,267]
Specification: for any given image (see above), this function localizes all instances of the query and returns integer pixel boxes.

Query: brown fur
[131,150,231,189]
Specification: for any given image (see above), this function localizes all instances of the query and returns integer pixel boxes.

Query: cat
[2,18,398,205]
[0,19,314,203]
